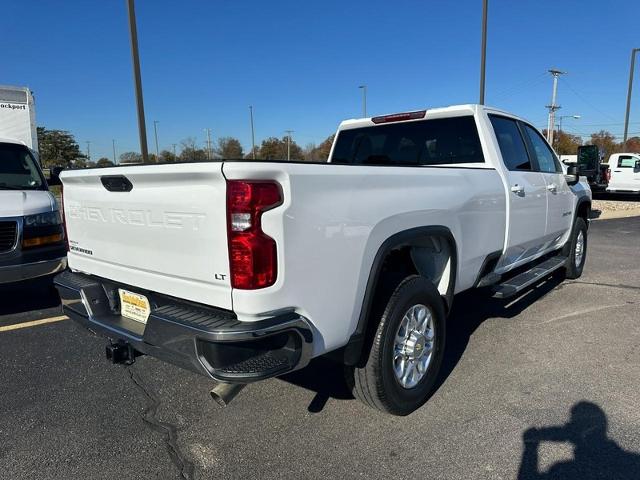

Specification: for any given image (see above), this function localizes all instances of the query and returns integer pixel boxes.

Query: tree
[302,142,317,162]
[258,136,303,160]
[96,157,114,168]
[244,146,260,160]
[623,136,640,152]
[216,137,244,159]
[313,134,335,161]
[590,131,620,158]
[258,137,283,159]
[159,149,177,162]
[554,131,583,156]
[37,127,86,168]
[119,151,143,164]
[179,137,208,161]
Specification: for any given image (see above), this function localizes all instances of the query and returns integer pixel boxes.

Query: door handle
[510,184,525,194]
[546,184,557,192]
[614,170,622,173]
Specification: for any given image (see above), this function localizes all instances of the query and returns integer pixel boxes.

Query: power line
[559,78,619,123]
[490,71,548,102]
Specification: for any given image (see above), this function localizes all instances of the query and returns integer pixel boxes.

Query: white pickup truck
[55,104,591,415]
[605,153,640,194]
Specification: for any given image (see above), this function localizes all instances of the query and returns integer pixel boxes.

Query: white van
[606,153,640,194]
[0,138,66,285]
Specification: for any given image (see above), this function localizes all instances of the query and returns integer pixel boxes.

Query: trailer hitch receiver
[106,340,139,365]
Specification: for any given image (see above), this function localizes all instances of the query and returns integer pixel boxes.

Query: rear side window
[331,116,484,166]
[618,155,639,168]
[522,124,562,173]
[489,115,531,171]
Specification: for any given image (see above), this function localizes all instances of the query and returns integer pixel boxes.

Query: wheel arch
[341,226,458,366]
[576,198,591,227]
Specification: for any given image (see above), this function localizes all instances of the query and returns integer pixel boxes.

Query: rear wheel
[564,217,588,279]
[346,275,446,416]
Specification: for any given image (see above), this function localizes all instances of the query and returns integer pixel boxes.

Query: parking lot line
[0,315,68,333]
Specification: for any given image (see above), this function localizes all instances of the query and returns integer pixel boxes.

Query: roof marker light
[371,110,427,124]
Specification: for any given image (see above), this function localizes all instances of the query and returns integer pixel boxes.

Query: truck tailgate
[61,163,232,309]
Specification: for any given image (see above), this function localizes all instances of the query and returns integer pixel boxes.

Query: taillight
[226,180,282,289]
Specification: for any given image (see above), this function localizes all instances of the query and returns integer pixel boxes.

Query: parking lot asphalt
[1,216,639,480]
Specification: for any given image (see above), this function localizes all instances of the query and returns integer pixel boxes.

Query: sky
[4,0,640,161]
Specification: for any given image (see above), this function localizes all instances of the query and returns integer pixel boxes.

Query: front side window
[618,155,639,168]
[0,143,45,190]
[489,115,531,171]
[331,116,484,166]
[522,124,561,173]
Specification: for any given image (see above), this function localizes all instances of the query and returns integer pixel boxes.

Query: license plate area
[118,289,151,325]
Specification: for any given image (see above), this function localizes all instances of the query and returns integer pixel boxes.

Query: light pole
[479,0,488,104]
[112,139,117,164]
[249,105,256,159]
[153,120,159,161]
[204,128,213,160]
[555,115,580,149]
[358,85,367,117]
[623,48,640,151]
[285,130,294,161]
[126,0,149,163]
[172,143,177,158]
[85,141,91,163]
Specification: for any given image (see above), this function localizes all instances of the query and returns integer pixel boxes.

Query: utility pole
[249,105,256,159]
[85,141,91,163]
[285,130,294,161]
[153,120,159,161]
[126,0,149,163]
[546,69,565,146]
[112,139,117,164]
[479,0,488,104]
[623,48,640,151]
[204,128,213,160]
[172,143,177,158]
[358,85,367,117]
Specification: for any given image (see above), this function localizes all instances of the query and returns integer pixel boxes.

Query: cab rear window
[331,116,484,166]
[618,156,639,168]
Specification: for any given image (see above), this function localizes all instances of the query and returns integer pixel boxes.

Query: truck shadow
[281,274,565,413]
[0,279,61,316]
[435,274,564,394]
[517,401,640,479]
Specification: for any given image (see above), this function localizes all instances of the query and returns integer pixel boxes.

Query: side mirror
[565,164,579,186]
[48,166,64,186]
[635,160,640,171]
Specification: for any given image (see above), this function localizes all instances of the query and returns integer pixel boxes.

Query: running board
[492,256,566,299]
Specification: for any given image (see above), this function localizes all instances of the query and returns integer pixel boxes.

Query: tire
[345,275,446,416]
[564,217,588,279]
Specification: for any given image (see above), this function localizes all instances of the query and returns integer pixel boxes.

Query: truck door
[489,115,548,268]
[521,123,573,249]
[610,154,640,191]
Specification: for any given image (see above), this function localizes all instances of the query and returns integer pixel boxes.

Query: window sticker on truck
[118,289,150,324]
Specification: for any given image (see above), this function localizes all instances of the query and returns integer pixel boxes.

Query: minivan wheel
[564,217,588,279]
[346,275,446,416]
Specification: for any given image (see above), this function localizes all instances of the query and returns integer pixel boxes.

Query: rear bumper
[54,270,313,383]
[0,257,67,284]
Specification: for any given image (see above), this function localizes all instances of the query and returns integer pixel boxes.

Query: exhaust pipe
[210,382,246,407]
